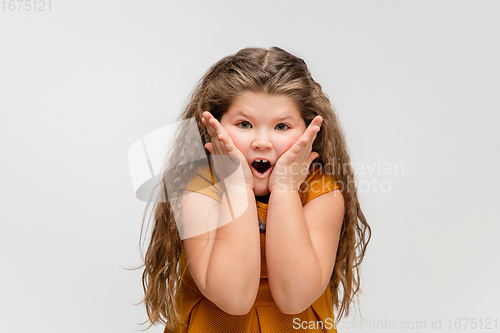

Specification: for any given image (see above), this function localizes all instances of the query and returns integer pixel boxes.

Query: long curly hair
[135,46,371,331]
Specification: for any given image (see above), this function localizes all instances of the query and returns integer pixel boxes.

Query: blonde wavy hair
[133,46,371,331]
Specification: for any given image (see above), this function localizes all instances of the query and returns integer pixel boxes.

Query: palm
[268,116,322,192]
[202,112,254,189]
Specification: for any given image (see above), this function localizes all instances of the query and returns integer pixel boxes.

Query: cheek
[225,130,246,151]
[276,135,300,155]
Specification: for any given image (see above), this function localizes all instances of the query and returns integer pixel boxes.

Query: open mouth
[251,159,272,175]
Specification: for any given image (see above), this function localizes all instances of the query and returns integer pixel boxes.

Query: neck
[255,192,270,204]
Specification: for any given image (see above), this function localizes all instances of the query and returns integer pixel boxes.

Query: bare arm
[181,184,260,315]
[266,189,344,314]
[181,111,261,315]
[265,115,344,314]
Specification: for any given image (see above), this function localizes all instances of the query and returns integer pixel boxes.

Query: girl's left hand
[268,116,323,193]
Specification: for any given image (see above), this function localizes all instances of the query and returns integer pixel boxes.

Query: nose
[251,132,272,150]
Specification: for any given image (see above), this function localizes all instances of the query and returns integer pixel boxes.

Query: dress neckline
[255,193,270,204]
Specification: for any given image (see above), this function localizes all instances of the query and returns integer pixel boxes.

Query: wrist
[270,188,299,195]
[269,188,301,206]
[269,178,303,193]
[223,169,253,189]
[223,180,254,190]
[222,165,254,190]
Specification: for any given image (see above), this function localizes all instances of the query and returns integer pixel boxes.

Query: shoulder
[301,167,345,290]
[186,162,223,202]
[299,166,341,205]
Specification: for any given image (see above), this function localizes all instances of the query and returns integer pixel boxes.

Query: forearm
[205,185,261,314]
[266,190,323,314]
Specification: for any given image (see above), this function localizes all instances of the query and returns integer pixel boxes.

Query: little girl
[139,47,371,332]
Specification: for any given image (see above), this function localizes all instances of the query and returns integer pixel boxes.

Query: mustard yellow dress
[165,164,340,333]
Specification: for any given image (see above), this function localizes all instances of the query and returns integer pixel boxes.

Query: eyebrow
[235,111,251,117]
[277,115,294,121]
[234,111,298,122]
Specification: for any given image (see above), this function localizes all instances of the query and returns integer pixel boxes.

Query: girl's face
[220,91,306,196]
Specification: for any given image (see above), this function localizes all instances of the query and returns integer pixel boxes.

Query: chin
[253,183,270,196]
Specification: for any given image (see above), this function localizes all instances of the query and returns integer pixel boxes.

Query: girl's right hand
[202,111,254,189]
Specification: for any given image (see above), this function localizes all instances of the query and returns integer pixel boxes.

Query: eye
[275,123,289,131]
[237,121,252,129]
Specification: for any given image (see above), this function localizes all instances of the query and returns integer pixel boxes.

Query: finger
[201,119,211,140]
[202,111,216,124]
[217,132,238,155]
[291,127,319,162]
[217,133,230,155]
[205,141,224,157]
[307,118,322,135]
[306,116,322,139]
[202,116,218,139]
[202,120,218,151]
[202,112,224,139]
[297,126,319,149]
[202,115,226,155]
[204,113,230,139]
[310,126,320,143]
[208,117,227,137]
[303,125,320,149]
[283,139,310,164]
[203,114,225,141]
[204,142,215,155]
[212,135,225,155]
[297,138,315,162]
[207,116,235,156]
[300,116,321,140]
[307,151,319,165]
[310,115,323,127]
[278,117,322,165]
[205,128,224,155]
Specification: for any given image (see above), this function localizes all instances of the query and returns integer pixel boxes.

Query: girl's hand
[202,112,254,189]
[268,116,323,193]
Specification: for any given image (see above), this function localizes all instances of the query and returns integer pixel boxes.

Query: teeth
[254,159,269,163]
[255,159,261,162]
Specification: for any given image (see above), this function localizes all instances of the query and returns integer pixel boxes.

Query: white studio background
[1,1,498,332]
